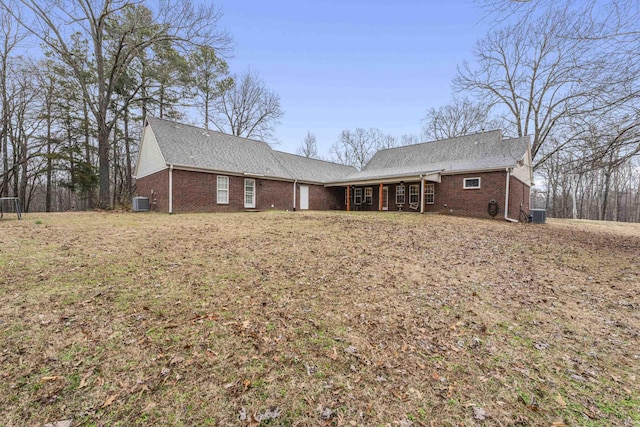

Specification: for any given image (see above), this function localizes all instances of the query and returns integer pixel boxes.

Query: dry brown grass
[0,211,638,427]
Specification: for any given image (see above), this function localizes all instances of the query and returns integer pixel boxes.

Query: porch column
[420,177,425,214]
[346,185,351,211]
[379,182,383,211]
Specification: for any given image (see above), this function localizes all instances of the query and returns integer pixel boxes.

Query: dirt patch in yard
[1,211,638,426]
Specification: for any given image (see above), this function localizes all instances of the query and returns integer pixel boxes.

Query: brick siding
[136,168,529,219]
[345,171,530,219]
[136,168,342,213]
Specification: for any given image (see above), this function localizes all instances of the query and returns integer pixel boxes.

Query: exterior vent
[529,209,546,224]
[132,196,150,212]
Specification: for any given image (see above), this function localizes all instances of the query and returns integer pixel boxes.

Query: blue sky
[216,0,492,155]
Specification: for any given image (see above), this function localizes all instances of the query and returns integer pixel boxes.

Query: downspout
[420,175,425,214]
[504,167,517,222]
[168,164,174,214]
[292,180,297,211]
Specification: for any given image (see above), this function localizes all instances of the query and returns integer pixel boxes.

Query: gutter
[504,167,517,222]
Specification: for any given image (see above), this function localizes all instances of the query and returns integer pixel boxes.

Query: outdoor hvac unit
[529,209,546,224]
[132,196,150,212]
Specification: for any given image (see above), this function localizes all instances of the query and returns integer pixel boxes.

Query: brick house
[135,117,532,220]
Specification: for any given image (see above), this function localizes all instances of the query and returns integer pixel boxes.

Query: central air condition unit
[529,209,546,224]
[132,196,150,212]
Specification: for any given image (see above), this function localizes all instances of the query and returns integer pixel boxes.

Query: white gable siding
[511,144,532,186]
[135,125,167,178]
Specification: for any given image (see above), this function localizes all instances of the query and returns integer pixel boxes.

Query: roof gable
[146,116,292,178]
[134,124,167,178]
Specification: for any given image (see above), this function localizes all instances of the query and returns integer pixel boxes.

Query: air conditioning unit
[529,209,546,224]
[132,196,150,212]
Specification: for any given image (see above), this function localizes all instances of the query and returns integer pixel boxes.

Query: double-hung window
[364,187,373,204]
[409,184,420,205]
[354,188,363,205]
[396,185,405,204]
[217,176,229,204]
[425,183,435,204]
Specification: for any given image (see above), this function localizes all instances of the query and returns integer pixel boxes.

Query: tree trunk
[45,96,53,212]
[83,100,94,209]
[124,107,132,201]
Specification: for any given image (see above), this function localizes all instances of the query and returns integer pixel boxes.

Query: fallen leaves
[41,376,64,383]
[2,212,639,426]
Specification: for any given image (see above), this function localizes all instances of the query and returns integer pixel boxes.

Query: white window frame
[216,175,229,204]
[396,185,405,204]
[354,188,363,205]
[364,187,373,204]
[409,184,420,205]
[425,183,435,204]
[463,177,481,189]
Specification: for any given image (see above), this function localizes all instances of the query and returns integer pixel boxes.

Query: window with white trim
[409,184,419,204]
[354,188,363,205]
[463,177,481,189]
[396,185,405,204]
[217,175,229,204]
[364,187,373,204]
[425,183,435,204]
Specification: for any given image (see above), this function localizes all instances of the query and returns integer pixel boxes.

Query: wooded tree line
[0,0,285,212]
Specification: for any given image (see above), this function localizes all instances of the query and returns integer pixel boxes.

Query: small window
[217,175,229,204]
[425,183,435,204]
[396,185,405,204]
[463,177,481,189]
[409,184,419,204]
[364,187,373,204]
[354,188,363,205]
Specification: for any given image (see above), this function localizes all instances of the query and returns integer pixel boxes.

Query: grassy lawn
[1,211,638,426]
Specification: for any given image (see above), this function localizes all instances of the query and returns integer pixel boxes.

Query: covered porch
[326,171,442,213]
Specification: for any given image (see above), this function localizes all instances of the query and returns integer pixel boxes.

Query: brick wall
[135,169,169,212]
[431,171,529,219]
[343,171,530,219]
[136,168,342,213]
[136,168,529,218]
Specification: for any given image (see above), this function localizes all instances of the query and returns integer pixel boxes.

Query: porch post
[379,182,383,211]
[420,176,425,214]
[346,185,351,212]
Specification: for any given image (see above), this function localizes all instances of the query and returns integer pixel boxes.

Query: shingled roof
[143,116,356,183]
[140,117,529,185]
[337,130,530,183]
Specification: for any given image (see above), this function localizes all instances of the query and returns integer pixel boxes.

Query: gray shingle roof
[342,130,529,182]
[146,116,356,183]
[146,117,529,185]
[273,151,357,183]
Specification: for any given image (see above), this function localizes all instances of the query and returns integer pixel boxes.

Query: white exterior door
[382,186,389,210]
[244,178,256,208]
[300,185,309,210]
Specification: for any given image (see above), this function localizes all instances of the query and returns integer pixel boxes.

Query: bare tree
[330,127,397,169]
[2,0,231,208]
[400,134,421,146]
[421,97,499,141]
[296,131,319,158]
[0,3,25,197]
[211,69,284,142]
[454,8,636,168]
